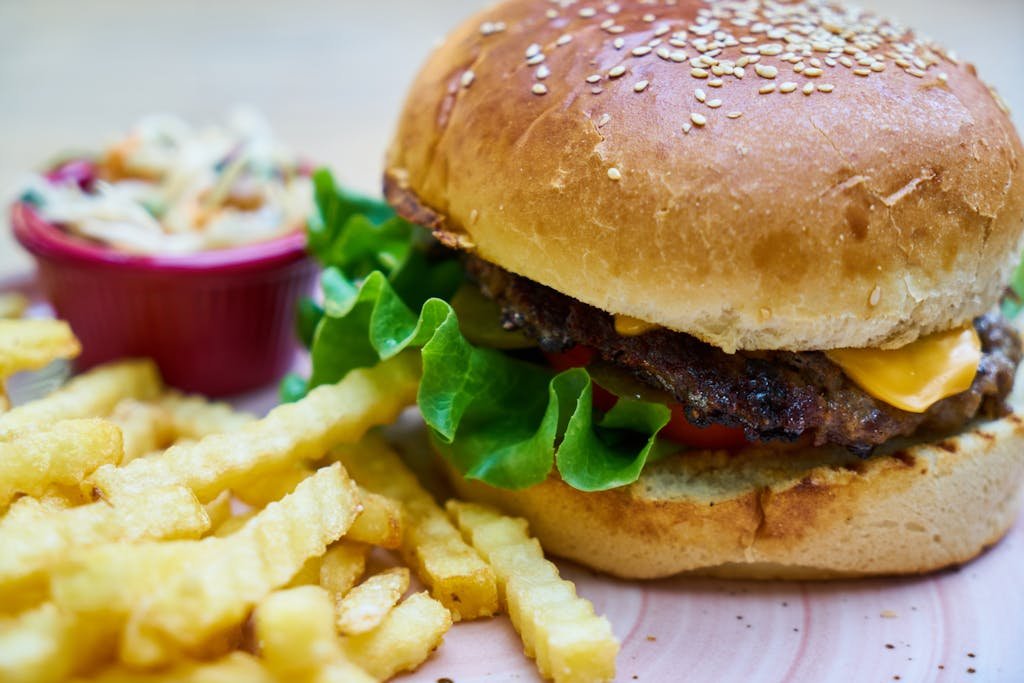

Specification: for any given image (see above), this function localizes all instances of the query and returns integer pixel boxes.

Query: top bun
[385,0,1024,352]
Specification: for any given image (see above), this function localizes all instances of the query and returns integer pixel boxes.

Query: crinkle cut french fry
[319,542,369,597]
[73,651,275,683]
[0,319,80,377]
[107,399,175,463]
[0,360,162,439]
[346,488,403,548]
[89,353,420,503]
[446,501,620,683]
[0,485,208,590]
[0,419,123,507]
[341,591,452,680]
[255,586,375,683]
[155,392,256,439]
[119,464,360,667]
[202,491,233,534]
[233,464,314,508]
[333,436,498,620]
[0,602,116,683]
[336,567,410,635]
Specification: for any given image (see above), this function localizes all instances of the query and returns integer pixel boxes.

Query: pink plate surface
[6,276,1022,683]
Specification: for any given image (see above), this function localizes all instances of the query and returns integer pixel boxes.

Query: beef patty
[466,256,1022,454]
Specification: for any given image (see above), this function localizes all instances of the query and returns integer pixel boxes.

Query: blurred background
[2,0,1023,276]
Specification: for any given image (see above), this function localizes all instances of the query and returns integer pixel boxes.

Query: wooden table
[2,0,1022,278]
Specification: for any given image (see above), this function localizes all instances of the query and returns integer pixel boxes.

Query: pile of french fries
[0,315,619,682]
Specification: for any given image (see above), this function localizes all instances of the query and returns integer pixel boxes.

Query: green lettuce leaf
[291,170,672,491]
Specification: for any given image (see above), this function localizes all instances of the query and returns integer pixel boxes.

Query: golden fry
[333,435,498,620]
[120,464,360,667]
[1,486,208,592]
[106,399,175,463]
[447,501,619,683]
[232,464,313,508]
[319,542,369,597]
[89,353,419,503]
[336,567,410,635]
[0,419,123,508]
[0,603,115,682]
[75,652,275,683]
[341,591,452,680]
[255,586,375,683]
[0,319,80,378]
[202,491,233,534]
[347,488,403,548]
[155,392,256,439]
[0,360,161,439]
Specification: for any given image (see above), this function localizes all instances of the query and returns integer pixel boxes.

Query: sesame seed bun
[385,0,1024,352]
[443,362,1024,579]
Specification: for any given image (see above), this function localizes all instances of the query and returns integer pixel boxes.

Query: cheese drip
[825,326,982,413]
[614,315,659,337]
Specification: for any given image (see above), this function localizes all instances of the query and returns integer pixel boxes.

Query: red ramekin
[11,202,318,396]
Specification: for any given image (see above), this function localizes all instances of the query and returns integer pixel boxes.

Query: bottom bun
[444,378,1024,580]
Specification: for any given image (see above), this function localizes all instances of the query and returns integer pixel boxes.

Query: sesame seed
[669,38,687,48]
[600,18,615,29]
[691,68,709,78]
[803,67,823,77]
[608,65,626,78]
[525,43,541,59]
[532,83,548,95]
[839,56,854,67]
[682,122,693,134]
[690,112,707,126]
[755,64,778,79]
[607,167,622,181]
[868,285,881,307]
[670,51,687,63]
[634,80,650,92]
[461,70,475,88]
[734,66,745,78]
[536,65,550,80]
[802,83,815,95]
[642,13,656,22]
[708,78,724,87]
[818,83,835,93]
[707,99,722,108]
[654,25,671,37]
[853,68,871,76]
[556,34,573,46]
[526,53,545,66]
[657,47,671,60]
[779,81,798,93]
[870,62,886,72]
[759,44,783,56]
[586,74,602,83]
[597,113,611,127]
[727,111,743,119]
[613,38,625,49]
[607,25,625,34]
[545,9,558,19]
[695,88,706,102]
[632,46,653,57]
[579,7,596,18]
[907,68,926,78]
[759,83,776,94]
[590,87,604,94]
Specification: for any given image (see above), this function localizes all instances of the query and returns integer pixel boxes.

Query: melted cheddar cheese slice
[825,326,981,413]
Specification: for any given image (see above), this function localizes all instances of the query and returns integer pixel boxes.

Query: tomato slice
[544,346,748,450]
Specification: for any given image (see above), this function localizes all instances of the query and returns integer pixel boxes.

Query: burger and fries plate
[1,280,1022,683]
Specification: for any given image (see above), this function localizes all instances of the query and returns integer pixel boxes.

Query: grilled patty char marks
[466,256,1022,454]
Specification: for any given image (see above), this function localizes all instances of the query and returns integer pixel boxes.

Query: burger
[297,0,1024,579]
